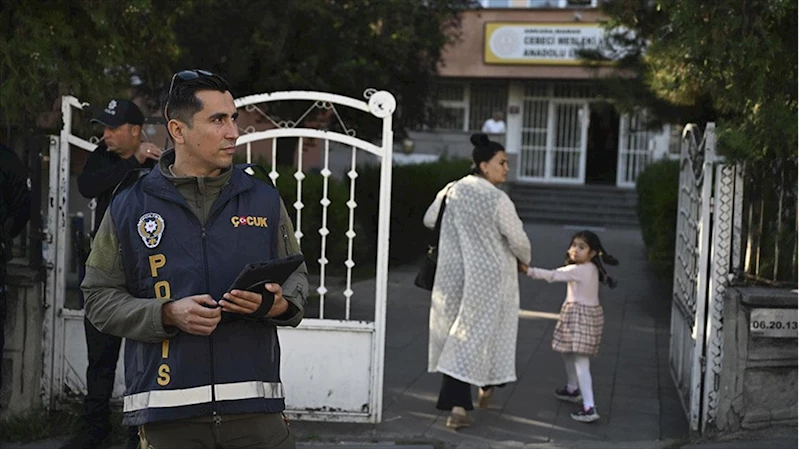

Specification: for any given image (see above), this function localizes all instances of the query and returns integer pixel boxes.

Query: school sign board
[484,22,605,65]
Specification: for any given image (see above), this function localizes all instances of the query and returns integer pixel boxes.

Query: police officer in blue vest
[82,70,308,449]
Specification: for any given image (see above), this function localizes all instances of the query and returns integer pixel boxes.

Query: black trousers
[83,317,139,445]
[436,374,507,411]
[436,375,474,411]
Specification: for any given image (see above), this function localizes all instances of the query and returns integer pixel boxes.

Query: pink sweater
[526,263,600,306]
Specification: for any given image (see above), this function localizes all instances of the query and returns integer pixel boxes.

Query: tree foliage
[173,0,472,138]
[1,0,471,139]
[589,0,797,163]
[0,0,185,132]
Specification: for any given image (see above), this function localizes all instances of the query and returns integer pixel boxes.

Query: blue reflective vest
[110,166,284,425]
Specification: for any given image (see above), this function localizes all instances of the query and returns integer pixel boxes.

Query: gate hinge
[700,355,706,373]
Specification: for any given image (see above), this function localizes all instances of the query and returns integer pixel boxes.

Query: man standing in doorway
[62,99,161,449]
[83,70,307,448]
[481,110,506,134]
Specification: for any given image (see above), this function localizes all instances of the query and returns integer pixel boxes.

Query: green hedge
[355,157,472,266]
[240,157,472,272]
[636,159,680,278]
[239,161,352,275]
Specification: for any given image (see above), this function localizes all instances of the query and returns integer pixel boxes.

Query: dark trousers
[436,374,474,411]
[83,317,139,445]
[140,412,294,449]
[436,374,507,411]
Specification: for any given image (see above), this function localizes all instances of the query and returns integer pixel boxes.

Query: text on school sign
[485,23,605,65]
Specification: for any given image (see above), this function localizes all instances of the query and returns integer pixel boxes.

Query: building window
[433,83,467,131]
[432,81,509,132]
[468,83,508,131]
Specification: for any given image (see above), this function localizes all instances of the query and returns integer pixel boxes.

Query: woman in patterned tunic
[423,133,531,429]
[521,230,618,423]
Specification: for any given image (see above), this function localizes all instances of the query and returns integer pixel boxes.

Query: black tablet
[227,254,305,294]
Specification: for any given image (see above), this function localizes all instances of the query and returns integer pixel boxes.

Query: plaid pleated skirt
[551,302,604,356]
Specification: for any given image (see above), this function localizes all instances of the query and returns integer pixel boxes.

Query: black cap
[90,99,144,127]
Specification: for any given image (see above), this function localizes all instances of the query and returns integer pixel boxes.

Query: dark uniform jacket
[77,143,154,234]
[82,150,308,425]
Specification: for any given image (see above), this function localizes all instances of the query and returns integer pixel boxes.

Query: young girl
[523,230,618,423]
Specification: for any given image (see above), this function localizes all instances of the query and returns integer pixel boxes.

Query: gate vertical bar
[41,134,61,407]
[702,126,734,431]
[732,166,744,274]
[52,96,74,406]
[371,98,394,424]
[317,140,331,319]
[294,137,305,246]
[689,124,714,432]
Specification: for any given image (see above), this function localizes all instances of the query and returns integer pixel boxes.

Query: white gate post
[41,134,61,408]
[687,123,714,431]
[701,131,741,431]
[368,91,395,423]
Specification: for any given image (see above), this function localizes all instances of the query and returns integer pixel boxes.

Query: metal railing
[740,158,798,286]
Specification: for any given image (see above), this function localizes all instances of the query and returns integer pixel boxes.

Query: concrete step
[508,182,640,228]
[514,209,640,228]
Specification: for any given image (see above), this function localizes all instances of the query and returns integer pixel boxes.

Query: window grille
[468,83,508,131]
[432,82,467,131]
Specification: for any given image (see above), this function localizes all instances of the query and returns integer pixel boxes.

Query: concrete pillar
[1,266,44,418]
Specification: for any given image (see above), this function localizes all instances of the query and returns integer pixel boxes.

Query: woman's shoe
[446,412,474,429]
[477,387,494,408]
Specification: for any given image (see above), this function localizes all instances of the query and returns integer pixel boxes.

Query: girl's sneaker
[571,406,600,423]
[554,386,582,403]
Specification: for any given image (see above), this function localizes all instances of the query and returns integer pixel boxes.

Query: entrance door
[616,110,656,188]
[550,101,587,183]
[518,100,587,183]
[585,102,620,185]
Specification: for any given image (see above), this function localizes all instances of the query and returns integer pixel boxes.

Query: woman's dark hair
[469,133,505,176]
[565,230,619,288]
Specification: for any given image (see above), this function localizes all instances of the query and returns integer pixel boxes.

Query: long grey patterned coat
[423,175,531,386]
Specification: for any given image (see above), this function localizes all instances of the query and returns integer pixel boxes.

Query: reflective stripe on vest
[123,381,285,412]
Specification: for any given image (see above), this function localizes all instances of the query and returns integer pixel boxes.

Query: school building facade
[408,1,678,188]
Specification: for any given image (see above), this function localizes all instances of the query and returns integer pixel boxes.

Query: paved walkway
[3,223,795,449]
[290,223,687,448]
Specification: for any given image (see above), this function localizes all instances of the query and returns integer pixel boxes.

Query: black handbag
[414,185,451,290]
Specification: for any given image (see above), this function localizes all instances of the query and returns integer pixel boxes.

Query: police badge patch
[137,212,165,249]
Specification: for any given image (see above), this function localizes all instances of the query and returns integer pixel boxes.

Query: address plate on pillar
[749,308,799,338]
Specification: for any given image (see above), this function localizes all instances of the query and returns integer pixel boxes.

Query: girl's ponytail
[593,253,618,289]
[600,251,619,266]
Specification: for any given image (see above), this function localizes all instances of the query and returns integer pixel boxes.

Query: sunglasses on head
[163,69,214,121]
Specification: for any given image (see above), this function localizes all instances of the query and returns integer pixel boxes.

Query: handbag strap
[430,183,453,247]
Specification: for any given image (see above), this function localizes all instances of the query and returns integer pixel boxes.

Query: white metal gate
[518,99,587,184]
[670,123,743,433]
[42,90,396,424]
